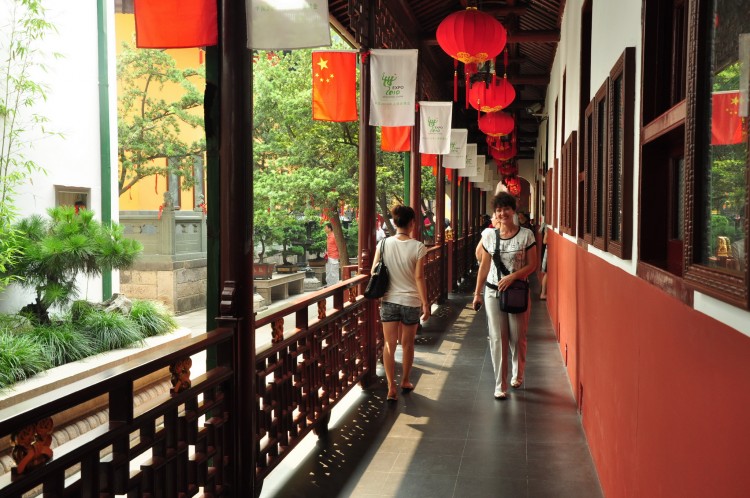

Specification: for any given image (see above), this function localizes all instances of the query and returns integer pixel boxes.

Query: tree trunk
[328,213,349,267]
[378,191,395,235]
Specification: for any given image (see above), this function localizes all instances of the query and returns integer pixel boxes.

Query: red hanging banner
[134,0,217,49]
[381,126,411,152]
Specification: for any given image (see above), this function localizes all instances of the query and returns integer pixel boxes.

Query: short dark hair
[492,192,516,211]
[325,222,333,230]
[391,205,416,228]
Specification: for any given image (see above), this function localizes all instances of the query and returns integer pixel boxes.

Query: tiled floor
[258,277,603,498]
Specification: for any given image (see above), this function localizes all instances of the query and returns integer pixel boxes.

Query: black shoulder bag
[489,230,529,314]
[364,239,390,299]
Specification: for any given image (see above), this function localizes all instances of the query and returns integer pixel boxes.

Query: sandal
[400,382,415,393]
[494,391,507,400]
[511,380,522,388]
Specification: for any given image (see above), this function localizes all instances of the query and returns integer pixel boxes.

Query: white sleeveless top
[380,237,427,307]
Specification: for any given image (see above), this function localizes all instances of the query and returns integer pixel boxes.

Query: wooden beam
[423,30,560,45]
[507,30,560,43]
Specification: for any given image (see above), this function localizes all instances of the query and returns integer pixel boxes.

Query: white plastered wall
[0,1,119,313]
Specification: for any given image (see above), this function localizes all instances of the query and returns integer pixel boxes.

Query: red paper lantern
[469,78,516,113]
[489,142,517,161]
[498,161,518,176]
[437,8,507,66]
[479,111,514,137]
[437,7,507,103]
[504,176,521,196]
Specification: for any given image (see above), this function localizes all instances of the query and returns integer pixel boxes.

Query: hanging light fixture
[469,77,516,113]
[436,7,507,102]
[479,111,515,137]
[489,142,518,161]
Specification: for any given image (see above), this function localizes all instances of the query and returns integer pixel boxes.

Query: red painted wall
[547,232,750,497]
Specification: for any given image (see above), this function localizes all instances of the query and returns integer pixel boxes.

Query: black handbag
[491,230,529,314]
[363,239,389,299]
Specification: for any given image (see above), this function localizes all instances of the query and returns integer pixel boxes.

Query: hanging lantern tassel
[453,59,458,102]
[465,70,470,109]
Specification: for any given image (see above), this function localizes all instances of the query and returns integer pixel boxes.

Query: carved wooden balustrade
[0,328,235,497]
[456,236,468,284]
[424,245,445,304]
[253,274,372,483]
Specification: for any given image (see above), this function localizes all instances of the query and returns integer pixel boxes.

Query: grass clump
[82,310,144,352]
[0,331,51,389]
[129,300,178,337]
[27,322,96,366]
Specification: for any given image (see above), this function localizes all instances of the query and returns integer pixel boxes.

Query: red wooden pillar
[409,105,422,241]
[217,0,255,493]
[435,157,446,300]
[448,173,458,291]
[357,0,378,385]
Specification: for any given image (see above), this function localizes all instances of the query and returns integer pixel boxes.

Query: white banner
[418,102,453,154]
[458,144,477,177]
[369,49,418,126]
[442,129,468,169]
[248,0,331,50]
[469,155,486,184]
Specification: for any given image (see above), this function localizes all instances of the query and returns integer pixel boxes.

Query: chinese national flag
[381,126,411,152]
[421,154,438,167]
[312,51,358,122]
[711,91,745,145]
[134,0,217,49]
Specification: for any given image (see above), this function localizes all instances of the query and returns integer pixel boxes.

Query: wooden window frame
[592,80,609,250]
[607,47,635,259]
[582,102,594,243]
[681,0,749,309]
[560,132,578,235]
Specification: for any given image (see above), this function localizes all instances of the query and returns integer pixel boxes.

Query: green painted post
[96,0,112,300]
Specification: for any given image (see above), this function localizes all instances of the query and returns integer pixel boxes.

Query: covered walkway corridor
[259,277,602,498]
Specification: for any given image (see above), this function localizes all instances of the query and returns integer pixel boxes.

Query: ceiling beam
[423,29,560,45]
[507,30,560,43]
[487,6,529,16]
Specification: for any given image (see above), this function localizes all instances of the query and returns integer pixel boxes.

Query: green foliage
[81,310,144,353]
[0,0,58,292]
[70,299,96,322]
[117,42,206,196]
[129,299,178,337]
[0,331,51,390]
[7,207,143,321]
[26,322,95,366]
[343,220,358,259]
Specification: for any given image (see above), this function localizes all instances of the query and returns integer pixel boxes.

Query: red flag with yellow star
[711,91,745,145]
[312,51,357,122]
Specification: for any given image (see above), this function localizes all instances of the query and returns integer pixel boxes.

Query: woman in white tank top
[370,205,430,402]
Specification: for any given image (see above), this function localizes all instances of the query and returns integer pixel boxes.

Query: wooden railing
[0,328,235,497]
[424,245,444,304]
[253,275,371,483]
[0,242,479,496]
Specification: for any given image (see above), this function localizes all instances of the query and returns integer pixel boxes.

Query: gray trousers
[483,286,530,393]
[326,258,340,285]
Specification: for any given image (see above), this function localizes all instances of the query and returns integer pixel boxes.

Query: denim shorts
[380,301,421,325]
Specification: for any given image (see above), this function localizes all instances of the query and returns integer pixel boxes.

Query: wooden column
[409,105,422,241]
[449,172,458,290]
[435,157,446,301]
[357,0,378,386]
[435,157,445,245]
[217,0,255,493]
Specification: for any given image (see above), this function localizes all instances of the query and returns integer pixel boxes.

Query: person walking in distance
[324,223,340,286]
